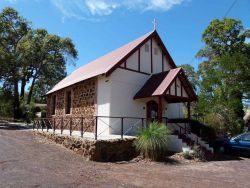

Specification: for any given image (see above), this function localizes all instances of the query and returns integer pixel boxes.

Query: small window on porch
[65,91,72,114]
[52,95,56,115]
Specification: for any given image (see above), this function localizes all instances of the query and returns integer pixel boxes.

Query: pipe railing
[33,115,170,140]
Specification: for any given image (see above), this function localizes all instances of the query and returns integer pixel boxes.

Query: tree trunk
[13,81,20,119]
[20,78,26,100]
[27,76,36,104]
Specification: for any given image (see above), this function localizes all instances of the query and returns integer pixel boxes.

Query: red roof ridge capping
[46,30,155,95]
[134,68,197,101]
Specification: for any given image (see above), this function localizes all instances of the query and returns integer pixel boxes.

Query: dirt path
[0,128,250,188]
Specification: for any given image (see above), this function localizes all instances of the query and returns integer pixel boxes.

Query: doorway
[146,100,158,122]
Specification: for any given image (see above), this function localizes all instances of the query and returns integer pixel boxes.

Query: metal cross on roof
[153,18,157,30]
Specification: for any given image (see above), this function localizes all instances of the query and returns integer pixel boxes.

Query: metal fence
[33,116,169,140]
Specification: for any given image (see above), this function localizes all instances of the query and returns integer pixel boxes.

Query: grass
[134,121,170,161]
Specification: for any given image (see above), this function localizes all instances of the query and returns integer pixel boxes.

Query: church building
[46,30,197,136]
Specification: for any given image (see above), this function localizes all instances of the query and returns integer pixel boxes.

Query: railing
[170,121,202,145]
[33,116,165,140]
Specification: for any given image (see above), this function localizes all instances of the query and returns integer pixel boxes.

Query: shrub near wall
[36,132,137,162]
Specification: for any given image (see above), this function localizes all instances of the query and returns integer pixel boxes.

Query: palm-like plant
[134,121,170,161]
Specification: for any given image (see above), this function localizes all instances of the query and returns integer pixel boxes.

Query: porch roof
[133,68,197,101]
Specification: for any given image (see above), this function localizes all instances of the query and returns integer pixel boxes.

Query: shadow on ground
[0,123,32,130]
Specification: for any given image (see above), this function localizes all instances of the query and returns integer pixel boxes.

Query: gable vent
[154,47,158,55]
[145,44,149,52]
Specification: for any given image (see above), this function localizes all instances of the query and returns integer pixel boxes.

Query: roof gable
[134,68,197,101]
[47,30,176,95]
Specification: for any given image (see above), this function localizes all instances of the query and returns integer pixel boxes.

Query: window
[65,91,72,114]
[145,44,149,52]
[242,134,250,141]
[52,95,56,115]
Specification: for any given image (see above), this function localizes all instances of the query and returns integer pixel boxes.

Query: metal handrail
[33,116,170,140]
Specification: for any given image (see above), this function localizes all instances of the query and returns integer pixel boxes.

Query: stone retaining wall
[36,131,137,162]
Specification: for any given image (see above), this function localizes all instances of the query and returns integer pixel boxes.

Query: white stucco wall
[166,103,184,119]
[109,68,150,135]
[96,75,111,135]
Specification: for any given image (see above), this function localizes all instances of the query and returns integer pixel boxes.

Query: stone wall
[47,78,96,132]
[36,131,137,162]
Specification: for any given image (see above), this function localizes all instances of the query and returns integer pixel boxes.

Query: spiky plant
[134,121,170,161]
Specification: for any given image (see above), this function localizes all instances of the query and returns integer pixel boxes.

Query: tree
[0,7,31,118]
[0,7,78,119]
[19,29,77,104]
[196,18,250,135]
[179,64,199,91]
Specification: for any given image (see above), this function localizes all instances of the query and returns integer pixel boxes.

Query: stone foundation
[36,131,137,162]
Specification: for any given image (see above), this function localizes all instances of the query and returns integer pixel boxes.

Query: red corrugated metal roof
[46,31,155,94]
[134,68,197,101]
[134,68,182,99]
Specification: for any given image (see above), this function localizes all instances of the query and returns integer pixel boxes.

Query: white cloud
[50,0,186,21]
[3,0,18,3]
[85,0,118,16]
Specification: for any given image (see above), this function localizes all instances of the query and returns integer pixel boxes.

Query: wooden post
[61,117,63,135]
[187,101,191,120]
[158,96,162,122]
[95,116,97,140]
[69,117,72,136]
[81,117,83,138]
[121,117,124,139]
[53,118,55,134]
[141,118,144,129]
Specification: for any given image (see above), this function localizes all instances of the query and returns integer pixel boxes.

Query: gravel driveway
[1,127,250,188]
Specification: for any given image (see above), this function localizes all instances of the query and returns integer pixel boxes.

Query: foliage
[182,146,205,161]
[182,151,193,160]
[0,87,13,117]
[189,120,216,146]
[192,146,205,161]
[0,7,78,119]
[183,18,250,136]
[0,7,31,118]
[179,64,199,91]
[134,121,170,161]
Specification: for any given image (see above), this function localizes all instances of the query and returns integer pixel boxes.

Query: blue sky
[1,0,249,74]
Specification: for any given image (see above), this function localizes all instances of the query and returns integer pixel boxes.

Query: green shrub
[192,146,205,161]
[134,121,170,161]
[182,151,193,160]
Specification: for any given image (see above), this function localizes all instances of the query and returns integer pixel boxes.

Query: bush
[192,146,205,161]
[134,121,170,161]
[183,151,193,160]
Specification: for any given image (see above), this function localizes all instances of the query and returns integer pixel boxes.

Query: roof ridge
[47,30,155,94]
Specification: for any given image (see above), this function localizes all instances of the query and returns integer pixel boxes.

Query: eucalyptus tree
[196,18,250,134]
[0,7,31,118]
[20,29,77,104]
[0,7,78,118]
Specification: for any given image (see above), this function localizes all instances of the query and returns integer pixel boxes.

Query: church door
[146,100,158,122]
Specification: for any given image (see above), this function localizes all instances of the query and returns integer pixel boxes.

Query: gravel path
[0,127,250,188]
